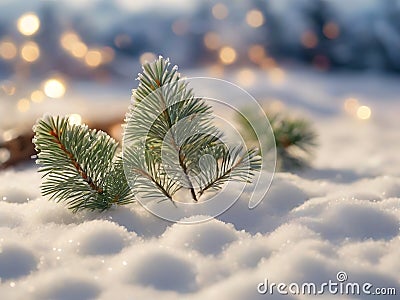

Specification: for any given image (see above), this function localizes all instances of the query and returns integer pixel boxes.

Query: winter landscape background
[0,0,399,299]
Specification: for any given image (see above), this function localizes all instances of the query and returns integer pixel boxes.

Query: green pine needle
[33,116,133,212]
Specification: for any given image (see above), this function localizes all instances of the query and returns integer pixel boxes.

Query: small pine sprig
[33,116,133,212]
[124,57,261,202]
[237,108,317,171]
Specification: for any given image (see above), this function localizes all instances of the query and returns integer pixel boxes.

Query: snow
[1,68,400,299]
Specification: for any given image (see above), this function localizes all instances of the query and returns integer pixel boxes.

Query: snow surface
[1,68,400,299]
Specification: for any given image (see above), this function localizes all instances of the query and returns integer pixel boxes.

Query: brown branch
[0,118,123,170]
[49,129,103,194]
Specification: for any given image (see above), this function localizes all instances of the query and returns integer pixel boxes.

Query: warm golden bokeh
[71,42,88,58]
[344,97,359,114]
[171,19,189,36]
[20,41,40,63]
[43,78,66,99]
[17,98,30,112]
[246,10,264,28]
[248,45,266,63]
[207,64,225,77]
[323,22,340,39]
[203,32,221,50]
[114,34,132,49]
[1,81,16,96]
[30,90,45,103]
[140,52,157,64]
[0,40,17,60]
[85,50,102,67]
[101,47,115,63]
[301,31,318,48]
[268,67,286,84]
[17,13,40,36]
[356,105,371,120]
[236,68,256,87]
[68,114,83,125]
[212,3,229,20]
[219,46,237,65]
[60,31,80,50]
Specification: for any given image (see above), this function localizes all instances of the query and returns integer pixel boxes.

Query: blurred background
[1,0,400,172]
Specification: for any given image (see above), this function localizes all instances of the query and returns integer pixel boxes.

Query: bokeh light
[268,67,286,84]
[203,32,221,50]
[248,45,266,63]
[101,47,115,63]
[236,68,256,87]
[17,98,30,112]
[17,13,40,36]
[344,97,359,114]
[68,114,82,125]
[20,41,40,63]
[60,31,80,50]
[0,40,17,60]
[356,105,371,120]
[207,64,224,77]
[246,10,264,28]
[323,22,340,39]
[30,90,45,103]
[171,19,189,36]
[219,46,237,65]
[71,42,88,58]
[1,81,16,96]
[43,78,66,99]
[301,31,318,48]
[114,34,132,49]
[212,3,228,20]
[140,52,156,64]
[85,50,102,67]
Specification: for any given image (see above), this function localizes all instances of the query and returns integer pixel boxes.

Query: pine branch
[237,108,317,171]
[124,57,262,202]
[33,116,133,212]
